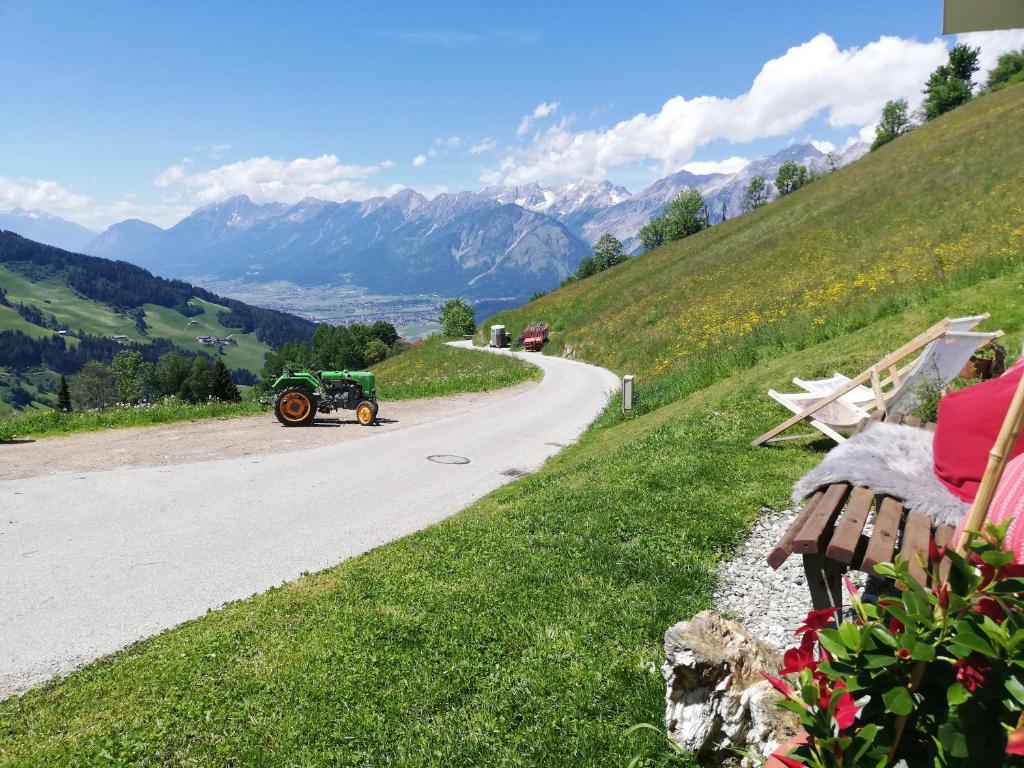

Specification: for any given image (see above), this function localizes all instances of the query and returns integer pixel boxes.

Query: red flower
[929,539,947,564]
[831,690,859,730]
[843,575,858,598]
[976,597,1005,622]
[795,607,836,638]
[1008,727,1024,756]
[781,645,817,675]
[763,673,797,700]
[897,647,912,660]
[999,563,1024,579]
[888,617,905,635]
[978,562,997,590]
[956,655,991,693]
[818,679,858,730]
[768,752,805,768]
[935,582,949,609]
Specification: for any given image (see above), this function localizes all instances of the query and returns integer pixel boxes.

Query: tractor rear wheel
[355,400,378,426]
[274,387,318,426]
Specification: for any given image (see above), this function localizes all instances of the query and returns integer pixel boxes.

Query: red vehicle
[522,323,549,352]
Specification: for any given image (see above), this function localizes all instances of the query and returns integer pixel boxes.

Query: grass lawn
[373,336,540,400]
[4,263,1022,766]
[0,398,268,442]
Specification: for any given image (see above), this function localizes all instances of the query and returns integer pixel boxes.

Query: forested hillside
[0,232,315,412]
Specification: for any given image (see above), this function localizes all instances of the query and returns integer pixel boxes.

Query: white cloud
[0,176,91,215]
[810,140,836,153]
[682,156,750,175]
[490,34,951,185]
[956,29,1024,81]
[516,101,560,137]
[0,174,192,230]
[469,138,498,154]
[152,153,392,205]
[412,136,462,165]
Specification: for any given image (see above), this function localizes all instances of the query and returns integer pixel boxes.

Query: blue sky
[2,1,1023,229]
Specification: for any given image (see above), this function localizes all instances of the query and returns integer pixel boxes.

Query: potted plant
[766,523,1024,767]
[961,342,1006,380]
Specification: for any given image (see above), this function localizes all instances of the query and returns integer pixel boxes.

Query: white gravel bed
[712,507,812,655]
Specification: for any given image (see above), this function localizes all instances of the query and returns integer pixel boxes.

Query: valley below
[202,278,522,338]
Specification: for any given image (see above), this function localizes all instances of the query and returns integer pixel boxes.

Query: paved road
[0,344,618,697]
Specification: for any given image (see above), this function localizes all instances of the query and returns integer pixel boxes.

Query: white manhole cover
[427,454,471,465]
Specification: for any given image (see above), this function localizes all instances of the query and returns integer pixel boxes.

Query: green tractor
[270,368,379,427]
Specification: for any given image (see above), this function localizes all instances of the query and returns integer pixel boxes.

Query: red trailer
[522,323,549,352]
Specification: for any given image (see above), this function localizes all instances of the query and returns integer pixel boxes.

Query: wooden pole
[955,369,1024,553]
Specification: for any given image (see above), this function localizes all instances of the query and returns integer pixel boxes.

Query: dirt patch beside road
[0,383,534,481]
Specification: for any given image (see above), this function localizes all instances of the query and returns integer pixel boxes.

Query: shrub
[439,298,476,337]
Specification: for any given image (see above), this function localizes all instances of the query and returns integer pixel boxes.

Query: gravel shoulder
[0,382,535,482]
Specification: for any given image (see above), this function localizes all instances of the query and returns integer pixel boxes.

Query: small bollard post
[622,374,634,412]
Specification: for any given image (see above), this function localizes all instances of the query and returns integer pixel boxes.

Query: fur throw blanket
[791,421,968,527]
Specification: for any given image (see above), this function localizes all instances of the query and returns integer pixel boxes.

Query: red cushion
[933,359,1024,503]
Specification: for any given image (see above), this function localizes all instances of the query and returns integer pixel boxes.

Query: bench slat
[860,496,903,573]
[767,490,825,569]
[793,483,850,555]
[826,487,875,563]
[902,511,932,585]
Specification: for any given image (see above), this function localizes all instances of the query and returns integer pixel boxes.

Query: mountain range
[4,141,868,303]
[0,208,97,253]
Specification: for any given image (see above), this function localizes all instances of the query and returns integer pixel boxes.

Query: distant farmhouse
[196,335,236,348]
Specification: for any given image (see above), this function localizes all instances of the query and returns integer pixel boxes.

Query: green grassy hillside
[4,87,1024,765]
[0,265,273,376]
[484,84,1024,388]
[372,336,540,400]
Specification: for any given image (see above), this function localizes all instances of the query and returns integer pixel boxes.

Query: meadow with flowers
[485,84,1024,392]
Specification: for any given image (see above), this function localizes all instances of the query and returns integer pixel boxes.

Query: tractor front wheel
[355,400,378,426]
[274,387,318,426]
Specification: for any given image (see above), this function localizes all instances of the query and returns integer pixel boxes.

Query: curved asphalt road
[0,344,618,698]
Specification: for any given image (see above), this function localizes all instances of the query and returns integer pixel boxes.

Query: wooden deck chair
[752,315,1002,446]
[766,390,872,443]
[792,372,876,407]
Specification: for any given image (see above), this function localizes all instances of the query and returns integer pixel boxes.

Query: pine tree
[210,358,240,402]
[57,375,72,412]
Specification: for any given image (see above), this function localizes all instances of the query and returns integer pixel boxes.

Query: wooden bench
[768,412,955,613]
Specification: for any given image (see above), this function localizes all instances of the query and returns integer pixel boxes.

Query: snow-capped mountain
[89,191,590,300]
[0,208,97,253]
[584,142,869,252]
[85,140,870,300]
[481,180,632,234]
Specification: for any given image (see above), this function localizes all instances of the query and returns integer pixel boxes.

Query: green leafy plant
[768,522,1024,767]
